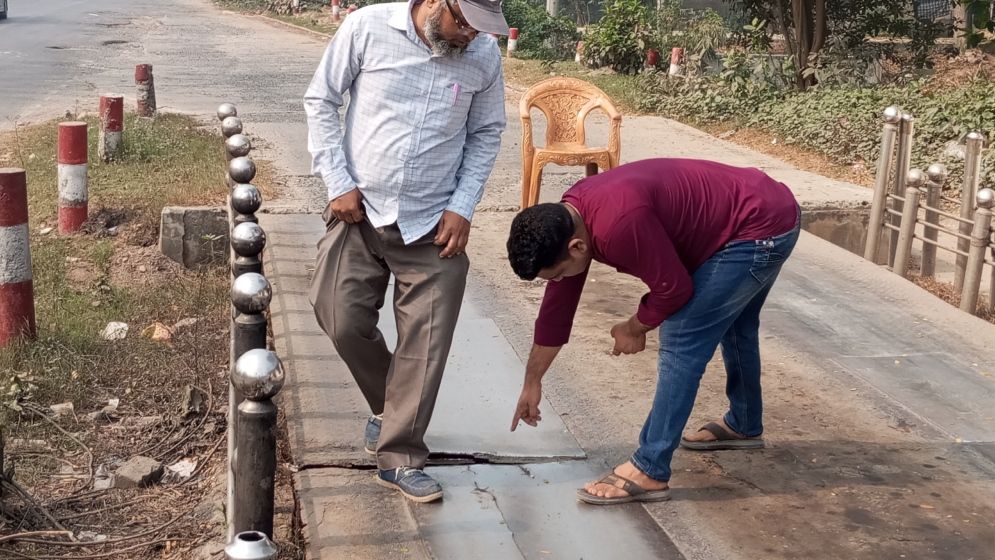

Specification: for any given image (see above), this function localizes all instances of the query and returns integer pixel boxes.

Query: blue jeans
[630,220,801,482]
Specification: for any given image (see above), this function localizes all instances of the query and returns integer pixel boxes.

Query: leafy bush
[503,0,579,61]
[582,0,651,74]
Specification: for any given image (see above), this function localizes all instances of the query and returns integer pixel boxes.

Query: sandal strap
[595,473,645,496]
[698,421,742,441]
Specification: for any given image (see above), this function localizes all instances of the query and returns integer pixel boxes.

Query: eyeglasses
[444,0,476,34]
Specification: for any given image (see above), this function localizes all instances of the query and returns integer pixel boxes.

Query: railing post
[894,169,923,279]
[231,222,266,279]
[956,132,985,291]
[961,188,994,315]
[920,163,947,278]
[232,349,284,539]
[865,105,902,263]
[888,111,915,266]
[231,184,262,227]
[226,133,251,165]
[232,272,271,364]
[226,531,278,560]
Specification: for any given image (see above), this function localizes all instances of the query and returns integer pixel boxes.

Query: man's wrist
[628,315,653,335]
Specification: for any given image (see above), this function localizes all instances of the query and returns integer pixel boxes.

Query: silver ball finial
[228,156,256,184]
[225,531,279,560]
[967,131,986,145]
[217,103,237,121]
[231,222,267,257]
[926,163,948,184]
[231,183,262,215]
[905,168,925,188]
[221,116,243,138]
[900,111,914,123]
[226,134,252,158]
[977,188,995,210]
[882,105,902,124]
[233,349,285,401]
[231,272,272,314]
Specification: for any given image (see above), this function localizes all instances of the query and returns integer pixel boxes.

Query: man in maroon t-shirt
[506,158,800,505]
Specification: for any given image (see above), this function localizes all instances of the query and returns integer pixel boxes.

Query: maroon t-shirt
[533,158,799,347]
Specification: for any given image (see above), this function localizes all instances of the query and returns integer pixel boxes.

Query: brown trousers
[308,208,468,470]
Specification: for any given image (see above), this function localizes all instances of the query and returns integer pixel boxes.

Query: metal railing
[216,103,280,559]
[865,106,994,316]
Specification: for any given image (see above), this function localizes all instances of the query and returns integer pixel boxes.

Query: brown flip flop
[576,472,671,505]
[680,421,765,451]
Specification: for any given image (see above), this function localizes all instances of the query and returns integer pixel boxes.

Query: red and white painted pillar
[331,0,341,22]
[0,168,37,347]
[507,28,519,58]
[668,47,684,76]
[135,64,156,118]
[57,122,89,234]
[98,94,124,162]
[575,40,584,64]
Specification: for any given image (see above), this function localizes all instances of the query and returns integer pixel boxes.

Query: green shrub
[582,0,650,74]
[503,0,579,61]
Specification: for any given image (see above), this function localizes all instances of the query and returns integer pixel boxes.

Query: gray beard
[424,9,467,57]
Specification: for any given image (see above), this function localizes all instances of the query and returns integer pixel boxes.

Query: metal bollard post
[961,188,995,314]
[232,349,285,539]
[956,132,986,291]
[0,168,37,347]
[231,272,271,360]
[231,184,262,226]
[231,222,266,278]
[888,111,915,266]
[893,169,924,279]
[920,163,947,278]
[226,133,251,164]
[864,105,902,263]
[217,103,238,122]
[226,531,278,560]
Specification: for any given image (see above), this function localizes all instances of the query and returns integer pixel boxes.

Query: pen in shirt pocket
[451,82,461,106]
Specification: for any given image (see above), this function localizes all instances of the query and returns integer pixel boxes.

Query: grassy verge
[213,0,336,35]
[0,113,232,558]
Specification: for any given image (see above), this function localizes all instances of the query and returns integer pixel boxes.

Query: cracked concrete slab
[263,213,585,468]
[297,463,683,560]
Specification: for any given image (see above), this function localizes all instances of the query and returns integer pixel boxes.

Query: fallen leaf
[141,322,173,342]
[920,504,935,509]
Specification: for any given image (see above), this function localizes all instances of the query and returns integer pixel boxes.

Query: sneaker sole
[374,474,443,503]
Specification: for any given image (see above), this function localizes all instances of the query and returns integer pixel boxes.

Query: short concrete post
[575,40,584,63]
[232,349,285,539]
[331,0,341,22]
[226,531,278,560]
[0,168,37,347]
[956,132,985,291]
[894,169,923,279]
[669,47,684,76]
[231,222,266,279]
[920,163,947,278]
[98,94,124,162]
[57,122,89,234]
[888,111,915,266]
[864,105,902,263]
[226,133,251,164]
[135,64,156,118]
[961,188,995,315]
[231,183,262,226]
[507,28,518,57]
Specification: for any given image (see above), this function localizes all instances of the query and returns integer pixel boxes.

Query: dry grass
[0,113,234,559]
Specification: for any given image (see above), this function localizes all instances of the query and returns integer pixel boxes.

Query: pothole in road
[101,40,129,46]
[46,46,69,50]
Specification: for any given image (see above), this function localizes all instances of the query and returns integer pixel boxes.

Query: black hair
[507,203,575,280]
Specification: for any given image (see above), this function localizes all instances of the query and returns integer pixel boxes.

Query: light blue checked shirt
[304,1,506,244]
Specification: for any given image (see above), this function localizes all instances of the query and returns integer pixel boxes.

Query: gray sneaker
[376,467,443,503]
[364,414,382,455]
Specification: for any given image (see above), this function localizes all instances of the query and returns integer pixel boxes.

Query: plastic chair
[519,77,622,209]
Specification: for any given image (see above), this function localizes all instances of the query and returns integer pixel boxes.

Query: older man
[506,158,800,505]
[304,0,507,502]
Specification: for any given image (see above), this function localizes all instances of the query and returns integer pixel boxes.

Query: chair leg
[585,162,599,176]
[521,156,535,210]
[528,161,545,208]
